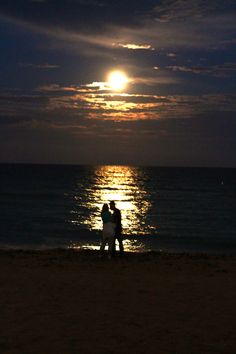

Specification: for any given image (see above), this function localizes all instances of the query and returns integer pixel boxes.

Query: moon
[108,70,128,91]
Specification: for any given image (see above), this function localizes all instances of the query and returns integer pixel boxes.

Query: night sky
[0,0,236,166]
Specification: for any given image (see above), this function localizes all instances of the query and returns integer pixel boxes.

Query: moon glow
[108,70,128,91]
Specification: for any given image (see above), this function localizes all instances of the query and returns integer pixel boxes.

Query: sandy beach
[0,249,236,354]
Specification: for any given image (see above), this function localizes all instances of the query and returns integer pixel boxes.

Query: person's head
[109,201,116,210]
[101,203,109,213]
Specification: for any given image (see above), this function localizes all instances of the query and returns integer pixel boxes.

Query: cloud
[0,91,50,119]
[0,93,49,103]
[85,82,110,91]
[0,1,235,166]
[167,65,212,74]
[0,115,34,126]
[220,38,236,46]
[0,0,235,54]
[1,84,236,166]
[19,62,60,69]
[114,43,155,50]
[37,84,76,92]
[167,53,176,57]
[0,1,155,33]
[154,0,236,22]
[167,62,236,76]
[1,84,236,129]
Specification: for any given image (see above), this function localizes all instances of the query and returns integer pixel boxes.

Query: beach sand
[0,249,236,354]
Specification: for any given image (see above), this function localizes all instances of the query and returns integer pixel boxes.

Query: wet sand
[0,249,236,354]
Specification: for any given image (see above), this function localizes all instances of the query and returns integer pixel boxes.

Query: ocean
[1,164,236,254]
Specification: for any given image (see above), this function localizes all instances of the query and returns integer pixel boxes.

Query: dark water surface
[1,164,236,254]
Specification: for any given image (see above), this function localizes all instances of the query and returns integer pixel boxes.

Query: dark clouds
[0,1,236,166]
[1,85,235,127]
[19,62,60,69]
[1,1,235,32]
[0,0,157,33]
[154,0,236,22]
[167,63,236,76]
[1,0,235,51]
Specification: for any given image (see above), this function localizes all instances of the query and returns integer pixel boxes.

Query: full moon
[108,70,128,91]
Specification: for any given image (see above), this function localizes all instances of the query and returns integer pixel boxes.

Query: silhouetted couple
[100,201,124,258]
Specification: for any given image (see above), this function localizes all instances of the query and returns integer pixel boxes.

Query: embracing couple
[100,201,124,258]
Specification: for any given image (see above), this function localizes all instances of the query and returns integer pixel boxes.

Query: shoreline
[1,245,236,257]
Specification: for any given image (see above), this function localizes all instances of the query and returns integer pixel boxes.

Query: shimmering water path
[1,164,236,253]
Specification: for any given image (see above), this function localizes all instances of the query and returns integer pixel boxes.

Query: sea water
[0,164,236,254]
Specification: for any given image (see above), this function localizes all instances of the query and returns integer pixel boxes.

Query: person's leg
[111,235,116,256]
[108,236,114,257]
[117,232,124,254]
[100,237,107,253]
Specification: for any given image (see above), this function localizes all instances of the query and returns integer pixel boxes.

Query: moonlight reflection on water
[72,165,152,235]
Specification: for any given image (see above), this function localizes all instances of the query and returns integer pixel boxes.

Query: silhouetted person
[100,203,114,259]
[109,201,124,255]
